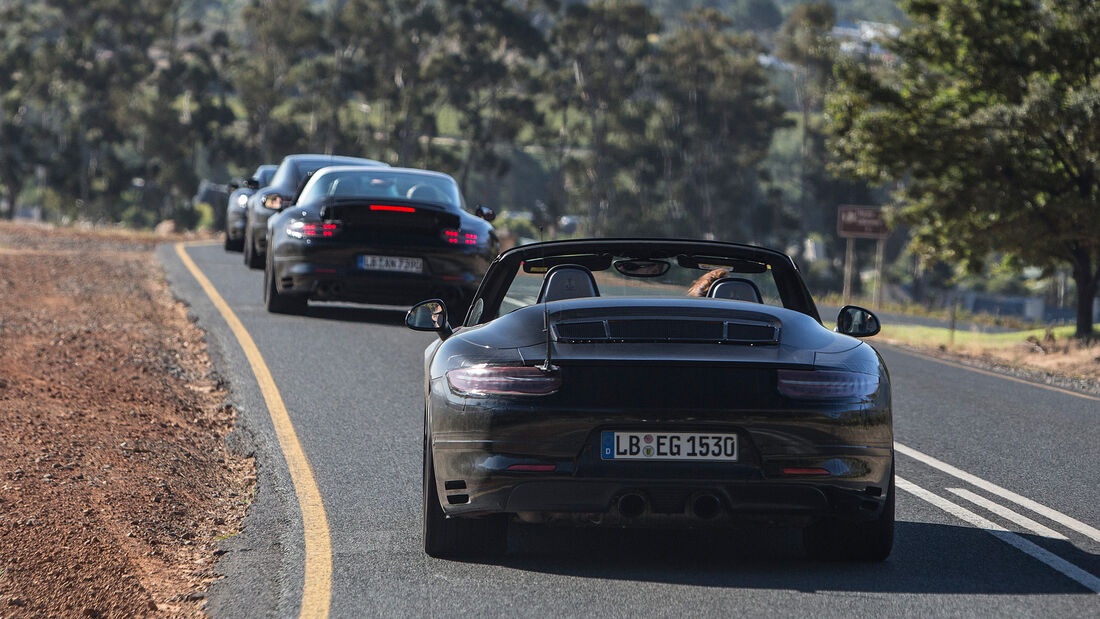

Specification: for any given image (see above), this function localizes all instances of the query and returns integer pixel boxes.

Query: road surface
[159,242,1099,618]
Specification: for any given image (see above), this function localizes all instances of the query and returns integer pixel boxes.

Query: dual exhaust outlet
[315,282,344,298]
[616,491,723,520]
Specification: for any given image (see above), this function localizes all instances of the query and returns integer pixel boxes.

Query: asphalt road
[159,242,1099,618]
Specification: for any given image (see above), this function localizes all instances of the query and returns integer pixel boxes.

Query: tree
[0,2,51,219]
[775,2,836,230]
[828,0,1100,337]
[429,0,545,194]
[653,8,787,240]
[236,0,323,161]
[549,1,661,236]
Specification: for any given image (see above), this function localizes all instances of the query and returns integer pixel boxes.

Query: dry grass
[878,324,1100,384]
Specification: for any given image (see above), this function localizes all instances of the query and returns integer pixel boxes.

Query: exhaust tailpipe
[617,493,647,519]
[689,493,722,520]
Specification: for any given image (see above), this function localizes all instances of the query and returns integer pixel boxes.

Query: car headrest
[406,184,443,202]
[537,264,600,303]
[330,178,359,197]
[707,277,762,303]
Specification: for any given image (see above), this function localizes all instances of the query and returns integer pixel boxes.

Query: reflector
[506,464,556,472]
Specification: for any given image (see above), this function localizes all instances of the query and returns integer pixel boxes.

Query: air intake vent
[555,321,607,340]
[726,322,780,342]
[609,319,724,341]
[554,318,779,345]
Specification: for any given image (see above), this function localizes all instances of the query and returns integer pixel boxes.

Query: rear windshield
[298,170,462,209]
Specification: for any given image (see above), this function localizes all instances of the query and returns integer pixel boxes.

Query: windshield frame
[467,238,821,326]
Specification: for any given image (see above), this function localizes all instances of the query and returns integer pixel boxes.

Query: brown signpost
[837,206,890,307]
[838,205,889,239]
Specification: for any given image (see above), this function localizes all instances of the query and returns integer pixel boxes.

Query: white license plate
[600,431,738,461]
[358,255,423,273]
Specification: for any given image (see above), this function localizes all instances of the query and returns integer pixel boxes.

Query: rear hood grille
[553,316,780,345]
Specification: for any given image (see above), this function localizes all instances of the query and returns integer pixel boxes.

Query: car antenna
[537,298,557,372]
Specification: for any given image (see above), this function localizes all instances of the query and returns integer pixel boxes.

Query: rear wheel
[245,237,264,269]
[423,435,507,558]
[264,258,307,315]
[224,233,243,252]
[803,465,895,562]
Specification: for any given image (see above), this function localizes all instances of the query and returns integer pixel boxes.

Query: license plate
[600,431,738,461]
[358,255,423,273]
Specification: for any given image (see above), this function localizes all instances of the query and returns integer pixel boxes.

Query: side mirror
[245,178,260,190]
[229,180,241,191]
[475,205,496,222]
[263,194,294,210]
[836,305,881,338]
[406,299,452,340]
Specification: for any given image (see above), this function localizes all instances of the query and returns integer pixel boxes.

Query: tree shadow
[461,521,1099,595]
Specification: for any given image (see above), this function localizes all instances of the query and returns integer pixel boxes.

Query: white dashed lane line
[897,476,1100,594]
[896,441,1100,543]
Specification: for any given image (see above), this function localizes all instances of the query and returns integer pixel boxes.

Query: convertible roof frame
[474,238,822,325]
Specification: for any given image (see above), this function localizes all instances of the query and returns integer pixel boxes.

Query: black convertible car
[264,166,498,314]
[406,239,892,560]
[243,154,388,268]
[224,164,276,251]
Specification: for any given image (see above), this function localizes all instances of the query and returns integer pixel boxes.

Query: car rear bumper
[432,442,893,526]
[272,255,481,306]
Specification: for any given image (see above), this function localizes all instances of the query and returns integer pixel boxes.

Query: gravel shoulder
[0,221,254,616]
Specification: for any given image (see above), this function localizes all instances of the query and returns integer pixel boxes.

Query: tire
[242,228,253,266]
[423,435,507,558]
[803,465,895,562]
[224,234,243,252]
[245,236,264,269]
[264,258,307,315]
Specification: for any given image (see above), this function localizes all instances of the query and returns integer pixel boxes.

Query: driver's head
[687,269,729,297]
[368,177,398,196]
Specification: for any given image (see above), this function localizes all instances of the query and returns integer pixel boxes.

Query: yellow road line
[175,242,331,619]
[881,344,1100,403]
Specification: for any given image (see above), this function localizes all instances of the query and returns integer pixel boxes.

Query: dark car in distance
[406,238,892,561]
[263,166,497,315]
[225,164,276,251]
[243,154,388,268]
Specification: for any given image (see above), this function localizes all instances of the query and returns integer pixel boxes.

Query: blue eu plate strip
[601,432,615,459]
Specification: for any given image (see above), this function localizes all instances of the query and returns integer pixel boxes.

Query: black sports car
[405,239,892,560]
[243,154,388,268]
[264,166,498,314]
[225,164,276,251]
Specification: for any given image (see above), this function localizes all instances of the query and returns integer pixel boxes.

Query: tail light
[442,229,479,245]
[446,365,561,396]
[776,369,878,400]
[286,221,341,239]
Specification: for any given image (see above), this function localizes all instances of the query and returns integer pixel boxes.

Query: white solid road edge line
[895,441,1100,543]
[946,488,1068,540]
[896,476,1100,594]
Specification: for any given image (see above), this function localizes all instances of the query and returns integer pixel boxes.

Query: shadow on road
[304,303,407,326]
[465,521,1097,595]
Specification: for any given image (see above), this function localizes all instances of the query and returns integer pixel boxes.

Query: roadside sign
[838,205,889,239]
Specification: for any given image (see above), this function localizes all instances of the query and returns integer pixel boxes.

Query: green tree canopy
[828,0,1100,337]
